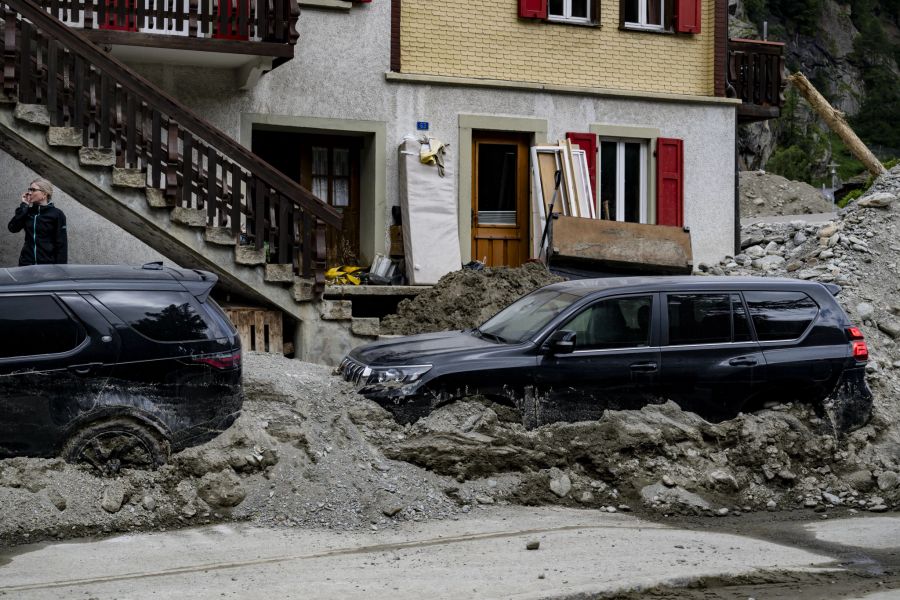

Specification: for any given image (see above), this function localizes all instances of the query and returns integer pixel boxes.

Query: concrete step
[351,317,380,337]
[204,226,237,246]
[235,245,266,266]
[79,147,115,167]
[292,277,315,302]
[320,299,352,321]
[170,206,206,228]
[146,188,171,208]
[265,264,294,283]
[47,127,83,147]
[13,104,49,126]
[112,167,146,188]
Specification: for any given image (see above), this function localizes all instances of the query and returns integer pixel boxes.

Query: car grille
[339,357,370,388]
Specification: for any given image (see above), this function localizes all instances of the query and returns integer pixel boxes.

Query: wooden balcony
[36,0,298,86]
[728,38,786,123]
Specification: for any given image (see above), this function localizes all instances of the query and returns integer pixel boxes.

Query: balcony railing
[35,0,298,56]
[728,38,786,122]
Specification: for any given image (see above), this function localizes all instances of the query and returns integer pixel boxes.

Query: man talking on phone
[8,178,68,266]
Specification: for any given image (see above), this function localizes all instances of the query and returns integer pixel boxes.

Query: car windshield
[478,288,581,344]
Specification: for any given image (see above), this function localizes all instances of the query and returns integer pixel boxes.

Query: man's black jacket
[7,202,68,266]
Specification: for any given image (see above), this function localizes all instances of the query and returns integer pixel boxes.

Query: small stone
[856,303,875,321]
[803,497,819,508]
[101,484,126,513]
[822,491,842,505]
[549,469,572,498]
[474,494,495,505]
[526,540,540,550]
[878,321,900,339]
[785,260,803,272]
[197,470,246,508]
[47,489,67,511]
[877,471,899,491]
[818,224,838,238]
[857,192,896,208]
[744,245,765,259]
[142,495,157,512]
[753,198,765,206]
[766,500,777,511]
[716,508,729,516]
[661,475,676,487]
[605,506,617,513]
[382,505,403,517]
[868,504,889,513]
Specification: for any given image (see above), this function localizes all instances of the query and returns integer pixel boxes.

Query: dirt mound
[740,170,834,218]
[380,262,564,335]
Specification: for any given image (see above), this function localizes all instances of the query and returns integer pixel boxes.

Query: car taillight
[193,350,241,369]
[847,327,868,361]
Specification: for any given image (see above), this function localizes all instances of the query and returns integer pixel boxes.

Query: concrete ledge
[320,299,352,320]
[351,317,380,337]
[112,168,146,188]
[79,147,115,167]
[47,127,83,147]
[292,278,315,302]
[204,226,237,245]
[324,284,431,297]
[14,104,50,126]
[146,188,171,208]
[265,264,294,282]
[235,245,266,265]
[171,206,206,228]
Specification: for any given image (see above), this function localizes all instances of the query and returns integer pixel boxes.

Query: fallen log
[788,72,887,177]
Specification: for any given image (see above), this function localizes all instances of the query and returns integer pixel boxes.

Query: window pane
[624,0,639,23]
[646,0,663,26]
[571,0,589,18]
[744,292,818,341]
[549,0,564,16]
[333,148,349,177]
[480,290,582,344]
[96,291,213,342]
[600,142,617,220]
[477,143,517,225]
[623,142,641,223]
[333,177,350,207]
[565,295,653,350]
[667,294,731,345]
[0,296,83,359]
[311,147,328,176]
[732,294,752,342]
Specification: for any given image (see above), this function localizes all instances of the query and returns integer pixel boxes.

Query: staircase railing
[34,0,299,46]
[728,38,786,111]
[1,0,339,290]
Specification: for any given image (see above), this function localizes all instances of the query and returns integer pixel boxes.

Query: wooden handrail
[7,0,339,227]
[728,37,786,110]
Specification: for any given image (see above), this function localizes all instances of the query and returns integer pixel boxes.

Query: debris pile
[740,170,835,218]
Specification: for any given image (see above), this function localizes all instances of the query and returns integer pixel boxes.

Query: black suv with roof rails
[0,263,242,473]
[340,276,872,432]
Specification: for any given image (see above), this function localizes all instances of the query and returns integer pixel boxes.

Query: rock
[857,192,896,208]
[640,483,710,510]
[577,491,594,503]
[819,249,834,260]
[744,245,765,259]
[856,303,875,321]
[605,506,617,513]
[877,471,899,491]
[47,488,67,511]
[785,260,803,272]
[822,491,842,505]
[868,504,889,513]
[798,269,820,280]
[142,495,157,512]
[793,231,807,245]
[756,255,785,270]
[716,508,730,516]
[101,483,126,513]
[878,321,900,339]
[818,224,838,238]
[661,474,676,487]
[803,497,819,508]
[766,500,777,511]
[764,241,781,255]
[382,505,403,517]
[526,540,540,550]
[708,469,739,490]
[474,494,495,505]
[548,468,572,498]
[197,470,246,508]
[778,469,797,481]
[845,469,875,492]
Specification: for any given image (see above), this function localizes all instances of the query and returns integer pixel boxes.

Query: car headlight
[366,364,432,387]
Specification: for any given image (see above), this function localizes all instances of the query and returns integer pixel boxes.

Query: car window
[667,294,732,345]
[0,295,84,359]
[479,289,581,343]
[563,295,653,350]
[94,291,214,342]
[744,291,818,341]
[733,293,752,342]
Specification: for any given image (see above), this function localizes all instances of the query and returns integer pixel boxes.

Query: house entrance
[471,131,530,267]
[252,130,361,267]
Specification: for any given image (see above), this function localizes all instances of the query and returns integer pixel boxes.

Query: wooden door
[472,132,530,267]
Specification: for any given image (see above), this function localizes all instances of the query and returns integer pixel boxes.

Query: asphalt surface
[5,507,899,599]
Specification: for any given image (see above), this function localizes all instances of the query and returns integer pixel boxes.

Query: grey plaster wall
[0,0,736,269]
[0,152,167,267]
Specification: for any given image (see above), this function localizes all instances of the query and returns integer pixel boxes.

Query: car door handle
[68,363,102,376]
[729,357,758,367]
[630,361,658,372]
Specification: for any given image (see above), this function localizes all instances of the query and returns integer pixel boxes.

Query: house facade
[0,0,742,274]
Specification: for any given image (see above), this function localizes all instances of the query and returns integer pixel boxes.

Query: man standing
[8,178,68,266]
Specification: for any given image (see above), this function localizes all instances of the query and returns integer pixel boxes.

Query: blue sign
[416,121,430,131]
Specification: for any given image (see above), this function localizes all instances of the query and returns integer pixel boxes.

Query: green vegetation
[838,188,862,208]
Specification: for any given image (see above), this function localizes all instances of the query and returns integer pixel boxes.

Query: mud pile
[380,262,564,335]
[740,170,835,218]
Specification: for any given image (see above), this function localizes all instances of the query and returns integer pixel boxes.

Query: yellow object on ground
[326,266,363,285]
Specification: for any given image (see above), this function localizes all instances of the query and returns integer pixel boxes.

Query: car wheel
[62,418,170,476]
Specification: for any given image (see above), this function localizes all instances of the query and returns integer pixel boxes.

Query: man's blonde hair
[30,178,53,199]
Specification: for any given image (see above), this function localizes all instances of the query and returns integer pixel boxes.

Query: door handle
[630,361,658,372]
[728,357,758,367]
[68,363,101,376]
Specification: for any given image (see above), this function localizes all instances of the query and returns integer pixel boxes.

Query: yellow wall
[399,0,716,97]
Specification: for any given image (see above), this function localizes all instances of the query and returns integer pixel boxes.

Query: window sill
[620,24,673,34]
[546,17,600,27]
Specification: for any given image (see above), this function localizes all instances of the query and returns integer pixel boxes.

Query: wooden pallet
[223,306,283,354]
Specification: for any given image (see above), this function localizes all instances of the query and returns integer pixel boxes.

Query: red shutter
[656,138,684,227]
[675,0,701,33]
[566,132,598,201]
[213,0,250,40]
[99,0,137,31]
[518,0,548,19]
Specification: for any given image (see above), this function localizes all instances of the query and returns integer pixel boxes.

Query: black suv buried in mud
[0,264,242,473]
[340,276,872,432]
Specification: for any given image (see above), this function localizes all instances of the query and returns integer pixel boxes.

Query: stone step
[14,104,49,126]
[146,188,172,208]
[170,206,206,228]
[79,147,115,167]
[47,127,83,147]
[112,167,146,188]
[265,264,294,283]
[235,245,266,266]
[204,226,237,246]
[320,299,352,321]
[351,317,380,337]
[292,277,315,302]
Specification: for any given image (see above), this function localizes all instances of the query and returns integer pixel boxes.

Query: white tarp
[398,137,461,285]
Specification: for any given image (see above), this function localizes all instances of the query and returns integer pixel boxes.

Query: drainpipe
[734,116,740,256]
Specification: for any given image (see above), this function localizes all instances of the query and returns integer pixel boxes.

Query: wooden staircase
[0,0,364,360]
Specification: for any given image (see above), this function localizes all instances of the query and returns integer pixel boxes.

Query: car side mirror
[546,330,576,354]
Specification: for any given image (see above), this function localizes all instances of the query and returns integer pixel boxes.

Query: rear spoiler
[823,282,842,297]
[185,270,218,302]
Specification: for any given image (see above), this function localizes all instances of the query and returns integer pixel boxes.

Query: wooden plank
[125,93,136,166]
[278,194,289,264]
[230,162,242,234]
[46,38,58,125]
[207,144,217,224]
[150,108,161,187]
[268,310,282,353]
[99,71,111,147]
[181,130,193,207]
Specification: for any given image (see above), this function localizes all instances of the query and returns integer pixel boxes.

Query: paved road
[0,506,868,599]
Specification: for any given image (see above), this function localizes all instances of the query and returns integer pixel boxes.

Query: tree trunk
[788,72,886,177]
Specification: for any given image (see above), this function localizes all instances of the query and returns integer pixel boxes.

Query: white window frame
[548,0,593,24]
[599,138,649,224]
[624,0,666,30]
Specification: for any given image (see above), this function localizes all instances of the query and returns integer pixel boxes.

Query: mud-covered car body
[340,276,872,431]
[0,264,242,464]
